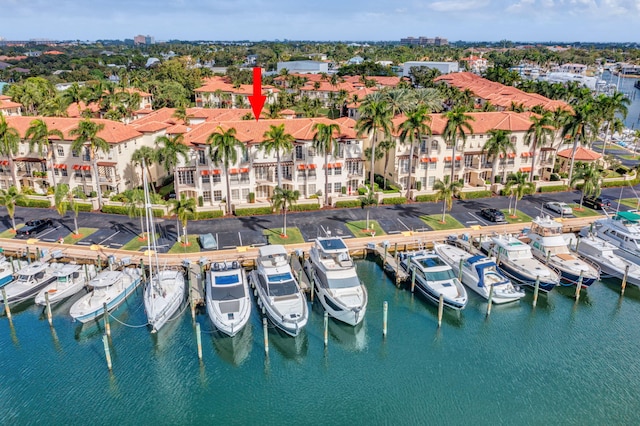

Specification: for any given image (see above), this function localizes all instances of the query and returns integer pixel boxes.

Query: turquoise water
[2,260,640,424]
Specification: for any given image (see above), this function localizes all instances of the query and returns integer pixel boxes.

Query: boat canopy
[268,272,293,283]
[467,255,485,265]
[474,261,504,288]
[318,238,347,252]
[90,271,122,288]
[213,273,240,286]
[615,211,640,223]
[418,256,447,269]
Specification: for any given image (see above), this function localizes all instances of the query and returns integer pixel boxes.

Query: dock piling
[458,258,463,281]
[410,267,416,293]
[323,311,328,348]
[382,301,388,338]
[196,322,203,361]
[262,317,269,357]
[437,294,444,327]
[102,334,112,371]
[2,287,11,320]
[621,264,630,296]
[393,243,399,285]
[574,271,584,301]
[103,302,111,337]
[486,285,494,317]
[533,276,540,308]
[45,291,53,327]
[383,244,388,268]
[310,276,315,303]
[10,256,15,274]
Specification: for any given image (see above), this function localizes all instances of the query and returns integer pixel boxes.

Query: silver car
[544,201,573,216]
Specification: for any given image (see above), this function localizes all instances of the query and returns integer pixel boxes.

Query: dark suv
[16,219,53,238]
[583,196,611,210]
[480,208,506,222]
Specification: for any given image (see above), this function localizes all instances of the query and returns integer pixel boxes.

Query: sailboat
[141,159,186,333]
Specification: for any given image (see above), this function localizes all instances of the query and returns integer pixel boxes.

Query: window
[242,188,249,199]
[177,170,194,185]
[203,191,211,202]
[198,150,206,165]
[72,149,79,158]
[295,145,304,160]
[307,169,316,180]
[336,144,344,158]
[429,161,437,170]
[240,171,249,183]
[61,169,68,177]
[83,148,90,161]
[212,174,221,183]
[334,166,342,176]
[57,146,64,157]
[118,145,122,154]
[308,184,316,194]
[510,136,517,144]
[213,190,223,201]
[428,176,435,188]
[202,174,210,184]
[421,162,427,170]
[431,140,438,150]
[231,189,239,200]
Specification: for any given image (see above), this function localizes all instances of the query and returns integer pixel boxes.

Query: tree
[271,187,300,238]
[155,133,190,175]
[356,97,393,193]
[570,162,602,209]
[399,104,432,198]
[600,92,630,157]
[443,107,475,183]
[54,183,85,235]
[131,146,158,189]
[70,119,110,208]
[359,190,378,232]
[261,124,294,188]
[62,83,87,112]
[561,103,593,185]
[25,119,64,187]
[377,137,396,190]
[207,127,246,215]
[504,171,535,217]
[312,122,340,206]
[124,188,146,239]
[482,129,515,184]
[0,186,25,231]
[524,112,554,182]
[0,115,22,190]
[433,176,463,223]
[169,193,197,244]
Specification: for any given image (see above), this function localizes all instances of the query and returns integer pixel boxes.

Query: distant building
[277,61,328,74]
[134,35,154,45]
[402,61,459,78]
[400,36,448,46]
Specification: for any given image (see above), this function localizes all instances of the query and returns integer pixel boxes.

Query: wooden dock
[290,252,310,292]
[374,245,409,285]
[187,262,205,306]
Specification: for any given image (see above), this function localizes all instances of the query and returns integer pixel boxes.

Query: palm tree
[70,119,110,208]
[504,171,535,217]
[131,146,157,189]
[25,119,64,187]
[399,105,432,198]
[0,115,22,190]
[261,124,294,188]
[570,162,602,209]
[155,133,190,177]
[356,97,393,193]
[524,112,554,182]
[172,104,193,125]
[62,82,86,112]
[169,194,197,244]
[271,187,300,238]
[433,176,463,223]
[0,186,25,231]
[359,190,378,232]
[561,103,593,185]
[600,92,630,157]
[312,122,340,207]
[443,107,475,183]
[207,127,246,215]
[124,188,146,239]
[54,184,85,235]
[482,129,515,184]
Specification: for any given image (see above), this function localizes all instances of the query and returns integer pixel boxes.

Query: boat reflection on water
[270,328,308,362]
[150,312,183,353]
[211,324,253,367]
[327,319,367,352]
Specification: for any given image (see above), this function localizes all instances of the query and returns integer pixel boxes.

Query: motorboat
[587,211,640,265]
[307,236,367,326]
[250,245,308,337]
[522,216,599,286]
[398,250,468,310]
[206,260,251,337]
[0,261,57,304]
[433,243,525,304]
[35,263,97,305]
[0,255,27,288]
[479,234,559,292]
[69,268,143,323]
[576,234,640,288]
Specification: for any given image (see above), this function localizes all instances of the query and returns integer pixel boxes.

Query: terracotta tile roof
[195,76,277,95]
[556,146,602,161]
[44,50,65,55]
[4,116,141,144]
[0,97,22,110]
[67,101,100,118]
[133,121,171,133]
[130,107,253,131]
[280,109,296,115]
[166,124,189,134]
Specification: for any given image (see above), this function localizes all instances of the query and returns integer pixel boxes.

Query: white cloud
[428,0,489,12]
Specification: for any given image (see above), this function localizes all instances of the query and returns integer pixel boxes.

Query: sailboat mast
[141,159,159,285]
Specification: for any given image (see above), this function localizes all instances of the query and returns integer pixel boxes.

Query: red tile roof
[556,146,601,161]
[5,116,141,143]
[195,76,277,95]
[390,111,538,136]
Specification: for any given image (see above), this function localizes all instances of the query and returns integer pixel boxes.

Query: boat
[576,233,640,287]
[0,261,57,304]
[0,254,27,288]
[307,236,367,326]
[587,211,640,265]
[141,158,186,333]
[250,245,308,337]
[69,268,143,323]
[398,250,468,310]
[206,260,251,337]
[522,216,599,286]
[479,234,560,292]
[433,243,525,304]
[35,263,97,305]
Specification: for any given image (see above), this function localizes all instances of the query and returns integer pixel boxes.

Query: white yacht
[479,234,560,292]
[588,211,640,265]
[577,234,640,288]
[433,243,525,304]
[69,268,143,323]
[0,255,27,288]
[206,260,251,337]
[0,261,57,304]
[307,236,367,326]
[250,245,308,337]
[399,250,468,310]
[35,263,97,305]
[523,216,599,286]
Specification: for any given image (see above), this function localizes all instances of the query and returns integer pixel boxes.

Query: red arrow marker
[248,67,266,121]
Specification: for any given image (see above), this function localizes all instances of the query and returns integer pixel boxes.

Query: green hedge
[415,194,440,202]
[235,206,274,216]
[538,185,569,193]
[335,200,362,208]
[459,190,492,200]
[61,202,93,212]
[382,197,407,205]
[101,205,164,217]
[193,210,223,219]
[601,179,640,188]
[290,203,320,212]
[16,198,51,208]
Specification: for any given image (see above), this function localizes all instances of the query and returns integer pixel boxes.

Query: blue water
[603,71,640,130]
[2,260,640,424]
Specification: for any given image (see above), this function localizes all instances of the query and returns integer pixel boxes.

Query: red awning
[430,157,437,162]
[307,164,316,170]
[420,158,429,163]
[212,169,221,175]
[73,165,81,170]
[444,157,452,162]
[297,164,305,170]
[201,170,209,176]
[82,165,91,171]
[0,160,8,166]
[455,156,462,161]
[229,168,238,174]
[240,168,249,173]
[59,164,67,170]
[327,163,334,169]
[520,167,532,172]
[508,153,516,159]
[335,162,342,168]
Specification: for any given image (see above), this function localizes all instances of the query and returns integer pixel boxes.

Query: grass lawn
[501,210,532,224]
[619,198,640,209]
[263,228,305,245]
[0,223,24,239]
[619,154,640,161]
[121,233,157,251]
[158,181,174,198]
[63,227,98,244]
[167,235,200,254]
[419,214,465,231]
[569,204,602,218]
[345,220,386,238]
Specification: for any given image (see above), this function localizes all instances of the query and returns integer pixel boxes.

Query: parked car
[583,196,611,210]
[16,219,53,238]
[544,201,573,216]
[480,208,506,222]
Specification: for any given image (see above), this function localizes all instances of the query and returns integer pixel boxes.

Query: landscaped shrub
[601,179,640,188]
[616,165,631,175]
[192,210,223,220]
[335,200,362,208]
[101,205,163,217]
[382,185,401,194]
[538,185,569,193]
[290,203,320,212]
[60,202,93,212]
[357,187,367,196]
[382,196,407,205]
[415,194,440,202]
[550,173,560,181]
[234,206,273,216]
[415,181,422,191]
[16,198,51,208]
[459,190,492,200]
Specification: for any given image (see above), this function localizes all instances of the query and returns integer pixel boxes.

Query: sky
[2,0,640,43]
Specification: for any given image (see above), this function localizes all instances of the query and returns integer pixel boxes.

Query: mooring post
[102,334,112,371]
[383,244,388,268]
[84,264,89,283]
[393,243,399,283]
[410,267,416,293]
[621,264,630,296]
[196,322,203,361]
[533,276,541,308]
[486,285,494,317]
[35,247,41,259]
[458,258,463,281]
[382,301,388,338]
[10,256,15,274]
[323,311,328,348]
[437,294,444,327]
[310,276,315,303]
[574,271,584,301]
[103,302,111,337]
[574,235,581,252]
[2,287,11,320]
[545,250,551,265]
[45,291,53,327]
[139,258,145,281]
[97,255,102,271]
[262,317,269,357]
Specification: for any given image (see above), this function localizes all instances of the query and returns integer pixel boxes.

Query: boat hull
[496,262,557,292]
[144,270,186,332]
[1,276,55,304]
[400,260,466,310]
[206,267,251,337]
